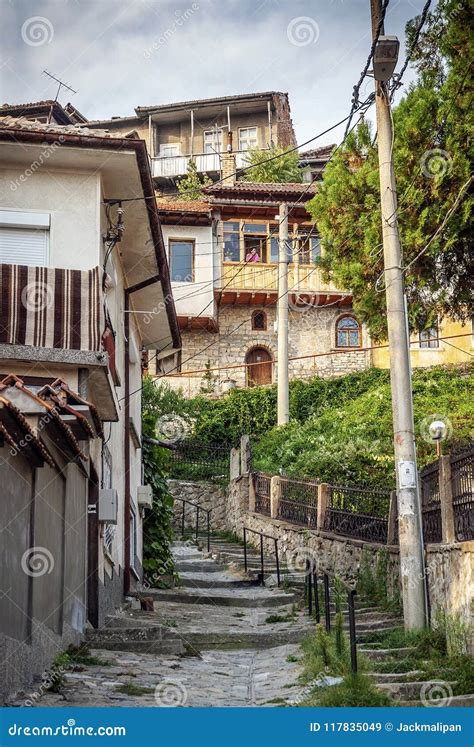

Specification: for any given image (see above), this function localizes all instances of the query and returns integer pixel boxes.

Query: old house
[0,115,180,701]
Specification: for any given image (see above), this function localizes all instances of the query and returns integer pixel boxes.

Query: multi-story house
[149,146,370,396]
[0,115,180,702]
[85,91,297,193]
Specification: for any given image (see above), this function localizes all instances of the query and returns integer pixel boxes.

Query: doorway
[246,347,273,387]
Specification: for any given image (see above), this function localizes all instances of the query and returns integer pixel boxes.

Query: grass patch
[115,682,155,696]
[264,697,287,705]
[286,655,299,663]
[300,673,392,707]
[265,613,295,624]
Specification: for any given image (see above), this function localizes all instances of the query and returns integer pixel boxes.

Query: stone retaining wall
[168,479,228,532]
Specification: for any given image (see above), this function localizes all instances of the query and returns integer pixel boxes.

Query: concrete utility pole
[277,202,289,425]
[370,0,426,629]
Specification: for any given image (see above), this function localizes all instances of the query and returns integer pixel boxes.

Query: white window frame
[0,209,50,266]
[203,129,223,154]
[159,143,181,157]
[238,126,258,151]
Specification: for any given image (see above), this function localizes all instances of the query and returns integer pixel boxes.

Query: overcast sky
[1,0,429,146]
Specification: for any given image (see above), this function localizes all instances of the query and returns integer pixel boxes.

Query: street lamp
[373,36,400,81]
[428,419,447,458]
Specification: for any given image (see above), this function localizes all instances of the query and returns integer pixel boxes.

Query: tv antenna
[42,70,77,102]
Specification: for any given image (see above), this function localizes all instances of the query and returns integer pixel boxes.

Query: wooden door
[246,347,272,387]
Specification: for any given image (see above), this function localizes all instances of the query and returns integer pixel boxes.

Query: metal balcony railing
[152,150,255,179]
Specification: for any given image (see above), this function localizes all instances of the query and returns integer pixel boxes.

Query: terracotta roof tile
[204,181,317,195]
[156,198,211,213]
[0,115,116,139]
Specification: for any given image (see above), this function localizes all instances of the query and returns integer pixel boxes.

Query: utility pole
[370,0,426,629]
[277,203,289,425]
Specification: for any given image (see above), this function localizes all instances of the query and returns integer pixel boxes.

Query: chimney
[221,130,235,185]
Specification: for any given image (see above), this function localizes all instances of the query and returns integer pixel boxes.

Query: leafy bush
[302,673,392,707]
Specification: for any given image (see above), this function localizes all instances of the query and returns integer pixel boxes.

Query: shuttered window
[0,226,49,266]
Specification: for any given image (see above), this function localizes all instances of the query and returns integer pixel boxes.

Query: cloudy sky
[2,0,428,146]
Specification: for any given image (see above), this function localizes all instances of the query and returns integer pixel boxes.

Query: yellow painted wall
[372,318,473,368]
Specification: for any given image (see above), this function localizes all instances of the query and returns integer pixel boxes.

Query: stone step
[143,588,298,608]
[183,627,310,650]
[377,680,457,701]
[85,627,185,655]
[175,561,226,572]
[368,670,424,683]
[397,693,474,707]
[358,646,416,660]
[179,576,259,589]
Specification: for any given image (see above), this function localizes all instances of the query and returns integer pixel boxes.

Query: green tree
[177,159,212,200]
[307,0,473,341]
[243,146,303,183]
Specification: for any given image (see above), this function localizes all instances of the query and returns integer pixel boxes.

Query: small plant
[301,673,392,707]
[334,612,345,659]
[265,613,294,624]
[286,654,299,663]
[115,682,155,696]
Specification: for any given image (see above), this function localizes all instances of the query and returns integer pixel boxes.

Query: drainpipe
[123,290,131,596]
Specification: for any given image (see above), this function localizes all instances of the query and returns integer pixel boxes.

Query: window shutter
[0,227,48,266]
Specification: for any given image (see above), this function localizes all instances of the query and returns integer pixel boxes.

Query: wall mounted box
[98,488,118,524]
[137,484,153,509]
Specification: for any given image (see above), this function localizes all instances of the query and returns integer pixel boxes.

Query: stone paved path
[23,542,314,707]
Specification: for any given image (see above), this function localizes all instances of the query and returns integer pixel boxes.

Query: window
[169,239,194,282]
[204,129,223,154]
[244,222,267,262]
[299,235,321,264]
[239,127,258,151]
[251,310,267,331]
[159,143,181,157]
[336,315,361,348]
[419,322,439,348]
[0,210,50,266]
[223,221,240,262]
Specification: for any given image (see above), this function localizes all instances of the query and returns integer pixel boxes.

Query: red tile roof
[156,198,211,213]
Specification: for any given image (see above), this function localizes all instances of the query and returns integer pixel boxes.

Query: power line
[389,0,432,101]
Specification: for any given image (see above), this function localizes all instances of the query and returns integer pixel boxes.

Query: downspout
[123,290,131,596]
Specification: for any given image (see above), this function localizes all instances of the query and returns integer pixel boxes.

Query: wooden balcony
[218,262,349,306]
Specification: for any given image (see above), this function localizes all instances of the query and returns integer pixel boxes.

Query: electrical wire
[389,0,433,101]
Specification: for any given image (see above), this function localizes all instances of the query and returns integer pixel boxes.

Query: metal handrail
[242,527,280,586]
[175,497,212,552]
[305,561,358,674]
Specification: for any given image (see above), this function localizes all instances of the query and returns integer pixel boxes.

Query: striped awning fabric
[0,264,105,351]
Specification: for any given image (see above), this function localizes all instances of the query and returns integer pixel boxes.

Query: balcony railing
[220,261,345,295]
[152,150,253,179]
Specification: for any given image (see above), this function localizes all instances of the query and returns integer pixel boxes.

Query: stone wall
[168,479,228,532]
[426,541,474,635]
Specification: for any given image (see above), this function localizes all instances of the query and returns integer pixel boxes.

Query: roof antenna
[42,70,77,122]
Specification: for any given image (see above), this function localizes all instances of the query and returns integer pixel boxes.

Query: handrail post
[243,528,247,573]
[387,489,398,544]
[260,533,264,585]
[313,569,320,623]
[274,539,280,586]
[347,589,358,674]
[307,561,313,616]
[195,506,199,542]
[323,573,331,632]
[207,510,211,553]
[181,501,185,538]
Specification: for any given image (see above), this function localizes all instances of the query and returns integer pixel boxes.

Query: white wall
[1,167,101,269]
[161,224,216,318]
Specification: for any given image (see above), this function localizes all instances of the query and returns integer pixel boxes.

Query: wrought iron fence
[168,441,231,483]
[277,476,319,527]
[324,485,390,543]
[451,445,474,541]
[420,461,442,543]
[254,472,271,516]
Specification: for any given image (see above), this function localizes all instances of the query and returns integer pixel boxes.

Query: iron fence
[324,485,390,543]
[451,445,474,541]
[277,476,319,527]
[168,441,231,483]
[254,472,271,516]
[420,460,442,543]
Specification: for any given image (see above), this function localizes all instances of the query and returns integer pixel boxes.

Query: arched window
[251,310,267,331]
[336,315,361,348]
